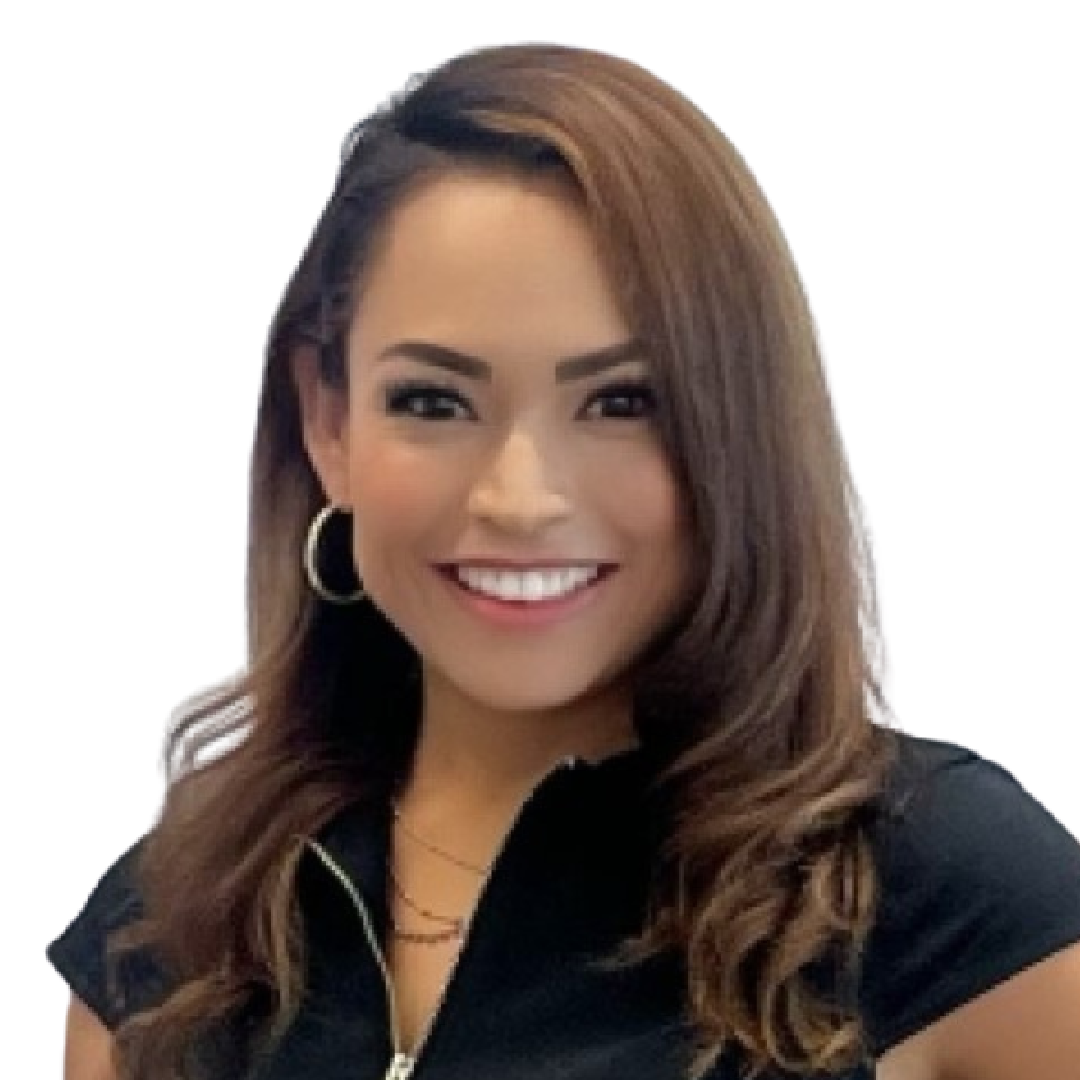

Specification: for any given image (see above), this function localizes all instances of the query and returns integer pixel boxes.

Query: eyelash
[382,379,658,422]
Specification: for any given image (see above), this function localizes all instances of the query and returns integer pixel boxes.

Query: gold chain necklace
[388,804,490,946]
[387,871,465,946]
[388,868,464,928]
[389,919,463,945]
[391,804,489,877]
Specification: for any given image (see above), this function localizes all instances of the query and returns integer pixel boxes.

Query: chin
[467,684,591,715]
[441,665,615,716]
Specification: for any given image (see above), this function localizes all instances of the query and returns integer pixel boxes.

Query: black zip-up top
[280,751,702,1080]
[48,734,1080,1079]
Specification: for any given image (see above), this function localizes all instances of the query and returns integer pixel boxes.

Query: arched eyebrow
[374,339,647,383]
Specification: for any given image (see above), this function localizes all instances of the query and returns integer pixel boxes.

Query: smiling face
[297,171,692,725]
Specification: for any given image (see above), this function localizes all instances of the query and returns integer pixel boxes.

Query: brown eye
[581,382,657,420]
[383,380,474,421]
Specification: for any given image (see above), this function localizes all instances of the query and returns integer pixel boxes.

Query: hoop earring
[304,503,366,605]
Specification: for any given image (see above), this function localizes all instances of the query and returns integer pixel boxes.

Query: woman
[48,44,1080,1080]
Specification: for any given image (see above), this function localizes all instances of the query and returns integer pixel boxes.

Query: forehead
[348,172,631,365]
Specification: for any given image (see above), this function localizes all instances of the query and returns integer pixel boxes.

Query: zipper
[305,839,406,1075]
[382,1052,415,1080]
[304,756,579,1080]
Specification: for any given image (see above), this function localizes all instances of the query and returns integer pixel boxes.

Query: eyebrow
[374,339,647,383]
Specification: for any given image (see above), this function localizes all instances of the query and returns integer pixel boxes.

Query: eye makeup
[380,376,658,422]
[580,380,657,420]
[383,379,474,421]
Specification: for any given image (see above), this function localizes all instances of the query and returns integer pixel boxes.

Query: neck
[398,666,639,829]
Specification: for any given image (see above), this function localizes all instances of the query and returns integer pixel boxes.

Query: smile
[452,565,602,602]
[434,563,617,630]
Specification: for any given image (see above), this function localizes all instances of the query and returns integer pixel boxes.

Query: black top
[47,732,1080,1079]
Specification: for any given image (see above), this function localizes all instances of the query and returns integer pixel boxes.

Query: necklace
[387,802,488,948]
[387,867,467,947]
[388,868,464,929]
[389,919,463,945]
[391,804,489,877]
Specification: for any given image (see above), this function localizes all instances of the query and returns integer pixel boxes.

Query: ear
[291,346,351,506]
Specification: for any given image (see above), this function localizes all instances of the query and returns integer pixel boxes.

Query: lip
[435,564,615,630]
[437,558,617,570]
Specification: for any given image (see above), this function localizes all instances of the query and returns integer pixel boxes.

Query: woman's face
[301,172,692,715]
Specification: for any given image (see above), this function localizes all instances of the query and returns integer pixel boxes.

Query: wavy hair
[110,43,899,1079]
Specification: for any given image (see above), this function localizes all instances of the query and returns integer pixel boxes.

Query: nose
[467,426,571,534]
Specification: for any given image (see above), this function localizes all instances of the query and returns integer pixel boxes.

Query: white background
[3,3,1077,1074]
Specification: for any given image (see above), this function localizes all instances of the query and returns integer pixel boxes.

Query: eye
[581,381,658,421]
[383,379,474,421]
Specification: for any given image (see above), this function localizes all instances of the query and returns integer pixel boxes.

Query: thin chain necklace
[389,919,463,946]
[388,868,463,928]
[388,805,481,946]
[387,869,465,945]
[391,803,489,877]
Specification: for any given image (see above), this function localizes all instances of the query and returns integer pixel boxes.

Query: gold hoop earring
[304,503,366,605]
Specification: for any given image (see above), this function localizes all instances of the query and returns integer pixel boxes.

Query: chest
[236,772,881,1080]
[385,936,459,1053]
[384,825,488,1052]
[239,858,875,1080]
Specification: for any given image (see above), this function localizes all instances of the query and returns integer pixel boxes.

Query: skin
[61,170,1080,1078]
[297,171,694,814]
[295,170,696,1048]
[291,169,1080,1071]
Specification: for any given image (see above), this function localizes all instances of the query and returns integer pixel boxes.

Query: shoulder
[46,835,167,1031]
[860,730,1080,1057]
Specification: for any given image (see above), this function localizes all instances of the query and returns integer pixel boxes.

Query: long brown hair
[111,43,898,1079]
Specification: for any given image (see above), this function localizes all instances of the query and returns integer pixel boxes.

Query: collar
[301,745,661,946]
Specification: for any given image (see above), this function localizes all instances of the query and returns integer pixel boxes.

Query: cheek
[594,449,693,613]
[347,435,464,541]
[591,449,686,545]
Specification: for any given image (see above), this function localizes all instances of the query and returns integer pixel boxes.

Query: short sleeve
[860,740,1080,1056]
[46,835,170,1031]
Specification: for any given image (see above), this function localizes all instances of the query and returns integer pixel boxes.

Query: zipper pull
[384,1052,416,1080]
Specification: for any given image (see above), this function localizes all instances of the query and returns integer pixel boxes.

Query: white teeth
[454,566,601,602]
